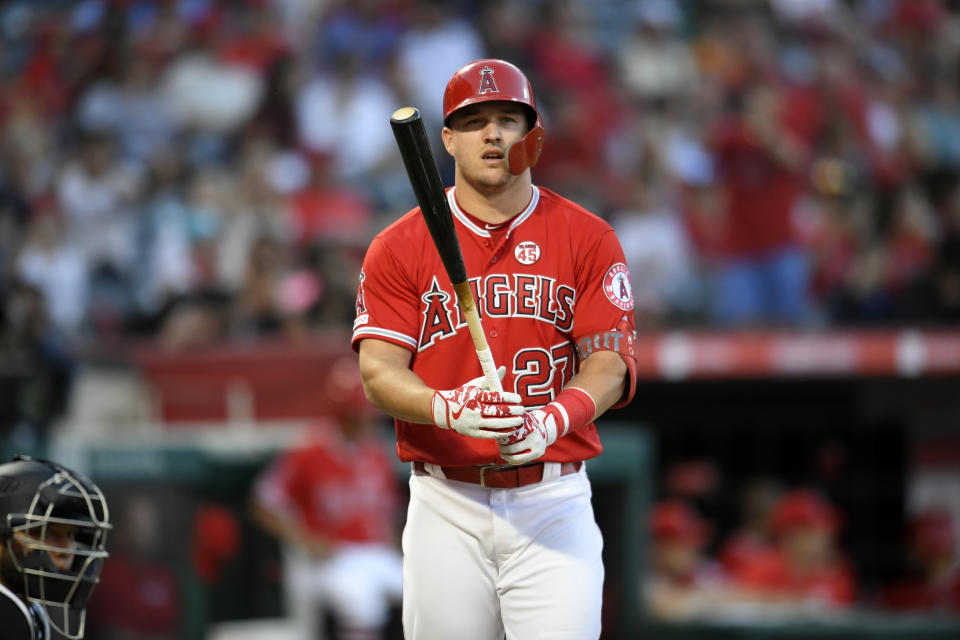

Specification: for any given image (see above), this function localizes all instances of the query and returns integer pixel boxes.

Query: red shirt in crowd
[709,118,805,258]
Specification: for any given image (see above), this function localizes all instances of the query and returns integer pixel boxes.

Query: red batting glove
[497,408,557,465]
[431,368,524,439]
[497,387,596,465]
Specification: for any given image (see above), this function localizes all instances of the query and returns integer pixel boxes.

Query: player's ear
[441,126,455,158]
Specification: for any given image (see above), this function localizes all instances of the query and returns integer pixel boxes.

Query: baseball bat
[389,106,502,392]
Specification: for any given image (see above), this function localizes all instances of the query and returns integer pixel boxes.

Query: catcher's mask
[0,455,111,639]
[443,58,546,175]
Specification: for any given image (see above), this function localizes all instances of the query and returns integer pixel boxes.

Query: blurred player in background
[877,508,960,613]
[731,488,856,614]
[354,59,637,639]
[644,499,732,621]
[86,495,181,640]
[250,358,402,640]
[718,477,781,576]
[0,455,111,640]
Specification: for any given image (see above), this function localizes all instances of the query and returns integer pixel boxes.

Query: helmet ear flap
[505,121,545,176]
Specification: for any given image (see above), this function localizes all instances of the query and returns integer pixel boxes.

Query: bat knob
[391,107,420,123]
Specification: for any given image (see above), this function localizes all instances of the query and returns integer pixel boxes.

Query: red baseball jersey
[254,421,400,544]
[352,185,636,466]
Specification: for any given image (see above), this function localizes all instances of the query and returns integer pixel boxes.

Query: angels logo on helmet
[478,65,499,95]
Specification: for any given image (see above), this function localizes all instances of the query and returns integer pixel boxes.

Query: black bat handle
[390,107,468,285]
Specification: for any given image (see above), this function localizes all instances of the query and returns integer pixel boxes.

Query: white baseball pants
[402,464,604,639]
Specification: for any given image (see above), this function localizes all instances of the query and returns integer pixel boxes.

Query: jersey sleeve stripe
[353,327,419,350]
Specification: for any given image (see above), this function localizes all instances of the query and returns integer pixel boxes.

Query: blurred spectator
[307,240,368,329]
[55,130,142,318]
[274,266,325,341]
[770,0,844,32]
[76,47,176,164]
[906,78,960,175]
[475,0,535,66]
[905,235,960,323]
[877,508,960,613]
[718,478,781,577]
[394,0,484,131]
[295,50,400,187]
[190,502,244,632]
[155,290,231,352]
[250,358,402,640]
[191,503,242,586]
[285,150,374,248]
[798,184,867,321]
[611,167,703,326]
[0,278,74,452]
[133,145,194,323]
[731,488,857,614]
[230,236,290,338]
[160,25,263,140]
[16,211,88,334]
[644,499,732,621]
[2,90,59,204]
[523,0,626,208]
[706,80,814,326]
[215,3,289,74]
[87,495,182,640]
[0,169,30,292]
[317,0,405,71]
[217,134,289,293]
[247,52,302,147]
[616,0,697,104]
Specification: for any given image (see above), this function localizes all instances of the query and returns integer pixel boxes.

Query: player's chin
[468,167,512,191]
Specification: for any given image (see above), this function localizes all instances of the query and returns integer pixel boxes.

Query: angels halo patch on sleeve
[603,263,634,311]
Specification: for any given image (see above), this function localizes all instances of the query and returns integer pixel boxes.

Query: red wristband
[545,387,596,438]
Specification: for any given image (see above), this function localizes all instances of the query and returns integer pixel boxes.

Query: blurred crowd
[1,0,959,345]
[645,487,960,623]
[1,1,960,432]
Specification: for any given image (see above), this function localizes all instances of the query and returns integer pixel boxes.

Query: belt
[412,461,582,489]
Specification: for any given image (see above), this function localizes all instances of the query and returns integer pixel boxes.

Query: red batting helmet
[651,499,710,547]
[442,59,546,176]
[770,489,840,537]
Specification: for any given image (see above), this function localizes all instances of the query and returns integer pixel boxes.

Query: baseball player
[353,59,637,639]
[251,357,403,640]
[0,455,111,640]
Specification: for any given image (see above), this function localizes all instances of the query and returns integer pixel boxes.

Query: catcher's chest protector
[0,583,49,640]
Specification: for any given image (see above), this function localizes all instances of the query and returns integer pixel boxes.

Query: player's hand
[497,408,558,465]
[431,367,524,439]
